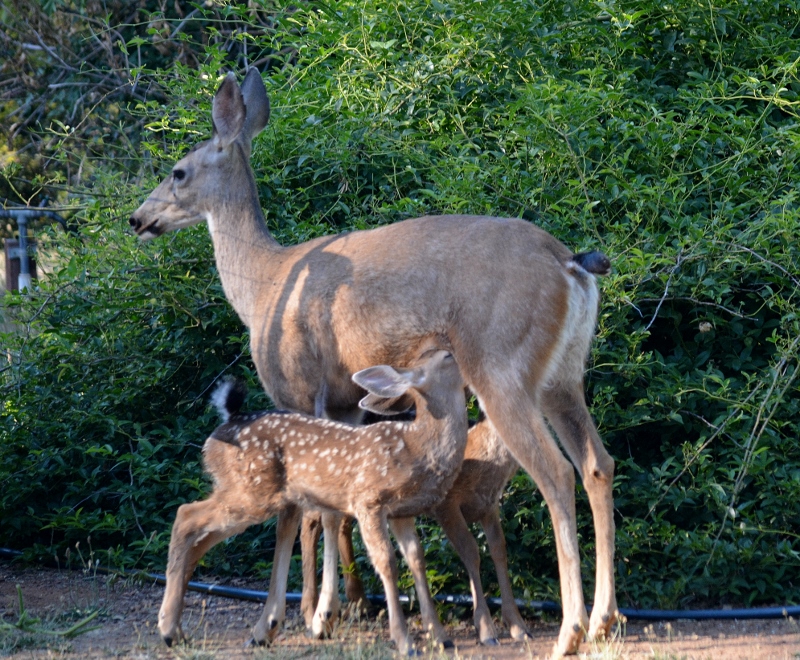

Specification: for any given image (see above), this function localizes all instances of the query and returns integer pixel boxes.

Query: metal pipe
[1,207,69,291]
[15,214,31,291]
[0,208,68,228]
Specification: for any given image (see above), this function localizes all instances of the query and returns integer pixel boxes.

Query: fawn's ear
[358,393,399,415]
[358,392,414,415]
[352,365,424,399]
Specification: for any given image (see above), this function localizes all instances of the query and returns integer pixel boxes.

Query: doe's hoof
[481,637,500,646]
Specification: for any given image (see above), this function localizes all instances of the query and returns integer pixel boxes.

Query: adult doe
[131,68,616,657]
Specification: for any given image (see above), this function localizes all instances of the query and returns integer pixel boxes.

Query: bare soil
[1,565,798,659]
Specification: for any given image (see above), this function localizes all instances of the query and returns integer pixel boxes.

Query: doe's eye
[173,168,186,182]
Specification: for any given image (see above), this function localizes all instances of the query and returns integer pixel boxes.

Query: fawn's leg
[252,505,302,644]
[358,510,413,655]
[481,509,531,640]
[311,512,342,638]
[433,501,498,645]
[389,517,452,648]
[159,497,257,645]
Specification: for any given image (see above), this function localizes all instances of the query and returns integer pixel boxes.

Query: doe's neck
[206,182,283,329]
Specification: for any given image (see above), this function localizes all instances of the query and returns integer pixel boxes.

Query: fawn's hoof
[481,637,499,646]
[306,624,333,640]
[309,610,336,639]
[245,637,268,647]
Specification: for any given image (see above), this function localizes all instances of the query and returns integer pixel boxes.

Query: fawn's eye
[173,168,186,182]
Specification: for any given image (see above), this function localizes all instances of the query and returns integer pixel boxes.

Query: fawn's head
[353,348,465,421]
[130,69,270,239]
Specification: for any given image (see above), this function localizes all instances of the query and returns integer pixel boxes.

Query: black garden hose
[2,547,798,621]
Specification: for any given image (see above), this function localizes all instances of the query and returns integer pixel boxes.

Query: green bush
[2,0,798,609]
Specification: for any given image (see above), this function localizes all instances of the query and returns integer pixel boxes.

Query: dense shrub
[2,0,798,609]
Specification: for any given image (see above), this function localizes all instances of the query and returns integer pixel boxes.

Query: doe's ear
[240,68,270,142]
[353,365,422,399]
[212,72,246,147]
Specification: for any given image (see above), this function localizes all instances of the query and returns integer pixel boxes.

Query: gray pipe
[1,207,68,291]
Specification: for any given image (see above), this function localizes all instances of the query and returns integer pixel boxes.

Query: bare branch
[726,243,800,290]
[644,249,683,331]
[33,30,78,73]
[637,296,751,319]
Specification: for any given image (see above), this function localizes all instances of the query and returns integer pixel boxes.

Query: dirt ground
[1,565,798,659]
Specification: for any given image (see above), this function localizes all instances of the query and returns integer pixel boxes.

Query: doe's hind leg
[480,391,588,658]
[542,382,618,641]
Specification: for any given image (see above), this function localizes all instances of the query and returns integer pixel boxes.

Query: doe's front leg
[338,515,369,614]
[299,510,322,630]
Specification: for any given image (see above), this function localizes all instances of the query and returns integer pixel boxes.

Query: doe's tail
[568,250,611,276]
